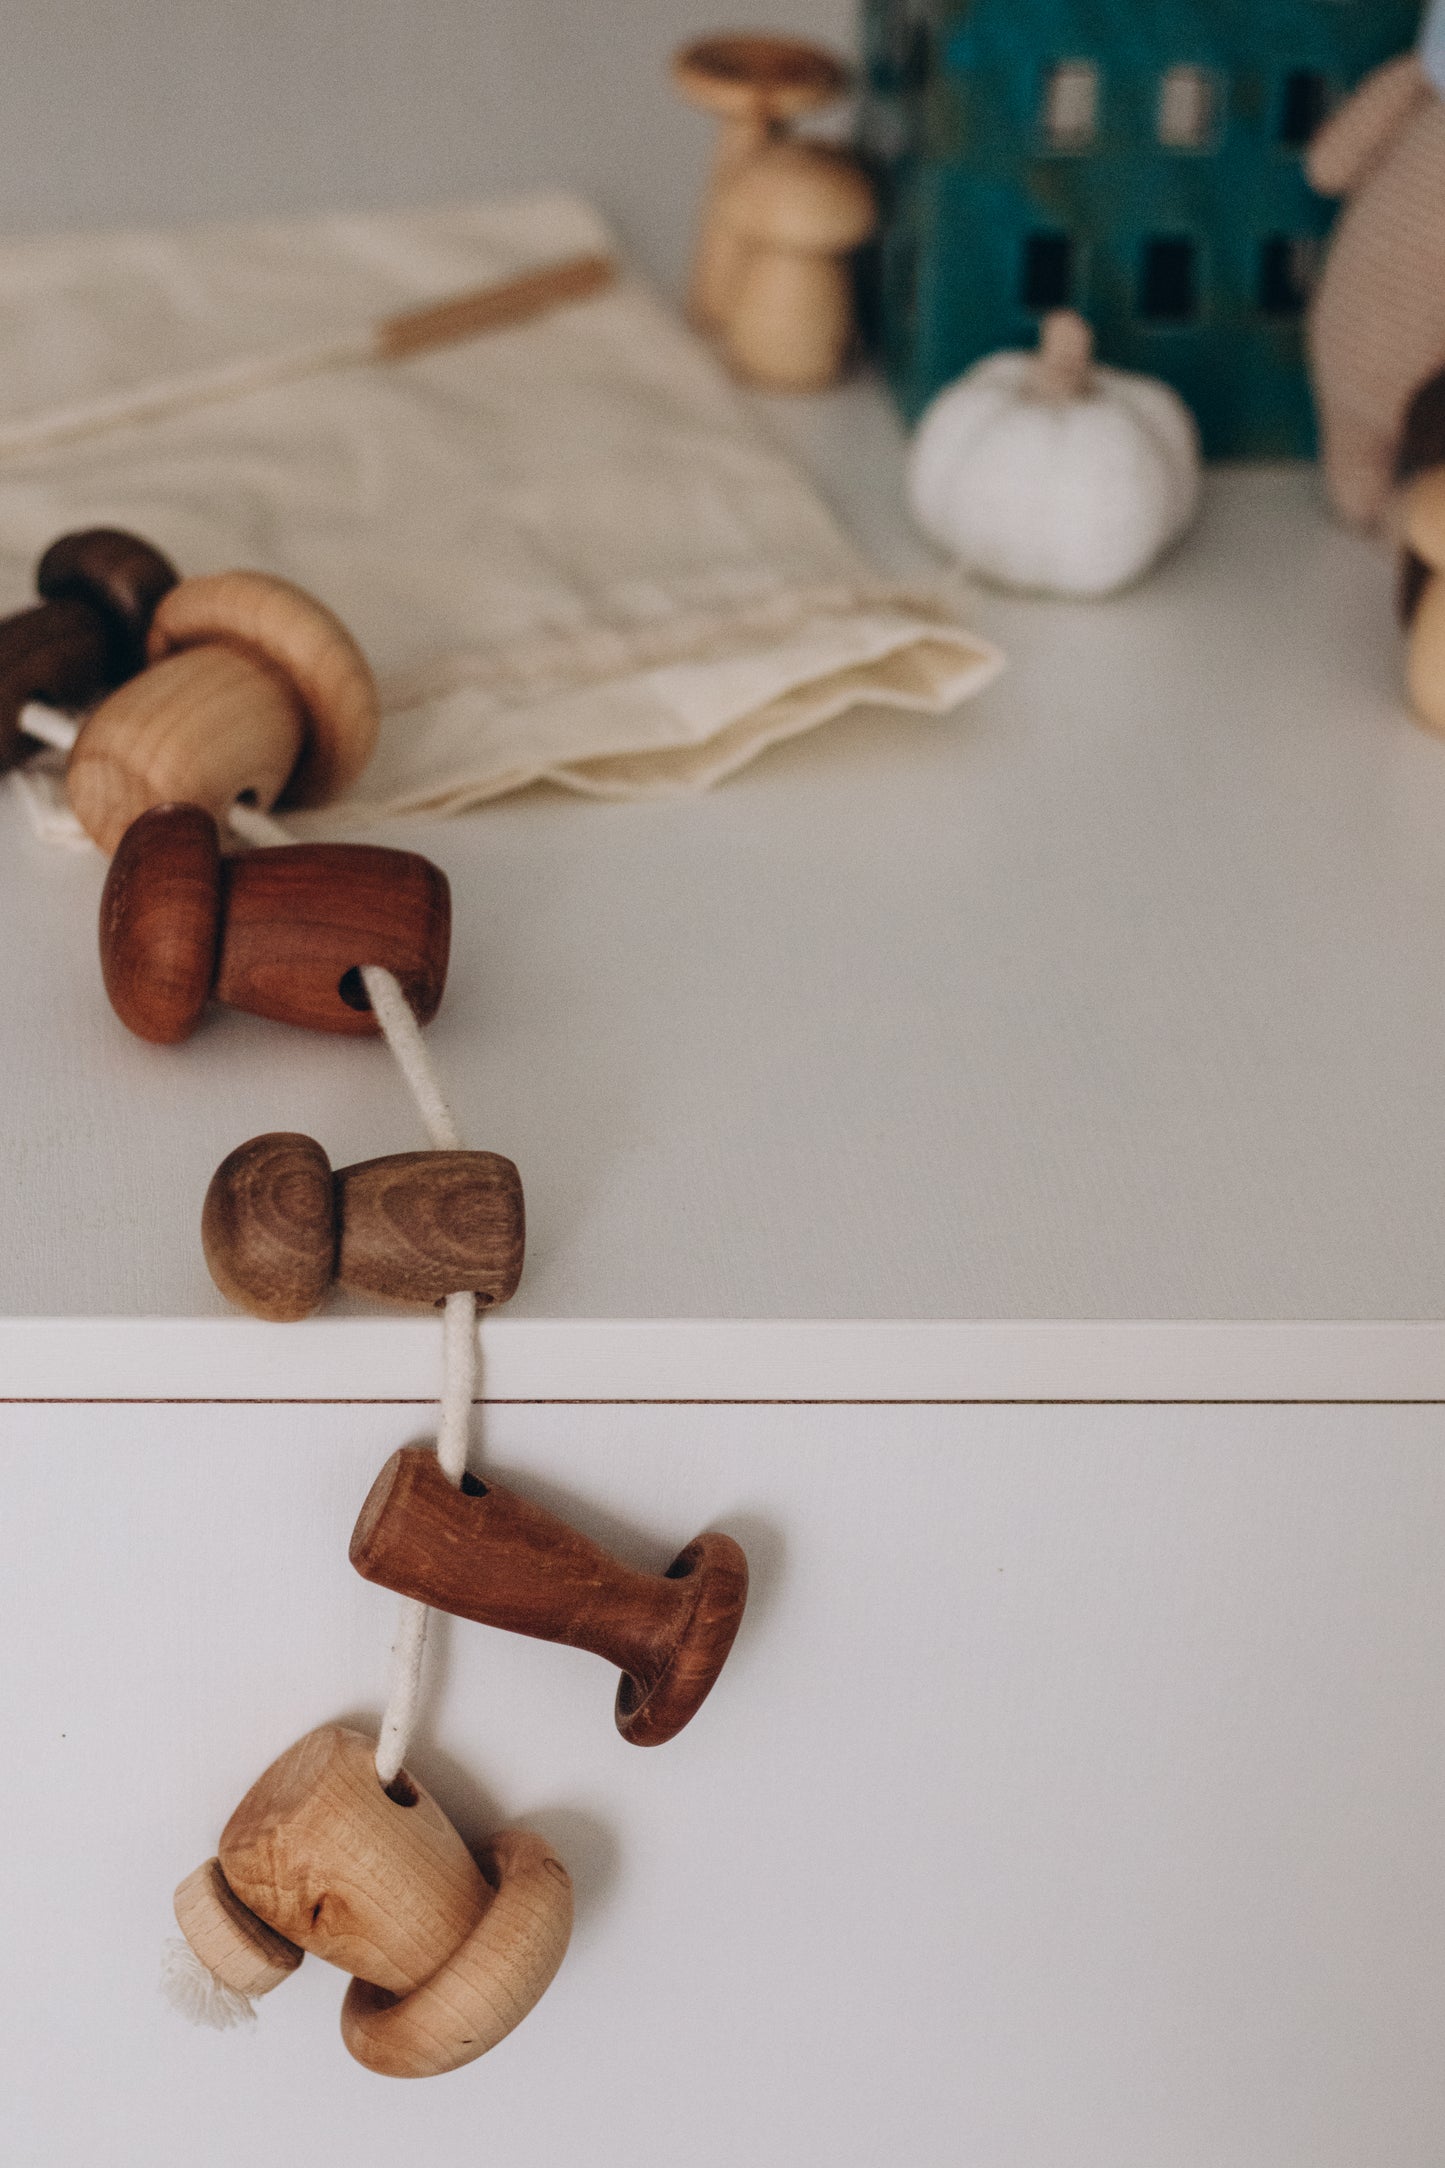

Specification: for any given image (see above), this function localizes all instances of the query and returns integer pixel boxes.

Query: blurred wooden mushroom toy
[0,527,176,770]
[671,31,851,331]
[99,804,451,1043]
[1398,465,1445,735]
[714,140,876,391]
[171,1724,572,2076]
[66,567,378,853]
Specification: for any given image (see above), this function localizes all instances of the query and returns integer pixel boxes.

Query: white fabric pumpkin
[907,312,1203,598]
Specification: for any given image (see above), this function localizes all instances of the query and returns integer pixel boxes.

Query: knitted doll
[1307,5,1445,530]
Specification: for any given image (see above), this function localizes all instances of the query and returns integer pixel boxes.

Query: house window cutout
[1020,231,1075,311]
[1157,65,1217,149]
[1257,235,1319,316]
[1278,70,1329,148]
[1042,61,1099,148]
[1139,236,1199,322]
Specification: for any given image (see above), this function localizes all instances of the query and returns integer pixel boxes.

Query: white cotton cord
[18,700,79,754]
[359,962,463,1150]
[374,1595,434,1789]
[160,1936,258,2030]
[171,809,472,1786]
[356,962,477,1782]
[224,800,292,848]
[28,671,482,1816]
[437,1287,478,1483]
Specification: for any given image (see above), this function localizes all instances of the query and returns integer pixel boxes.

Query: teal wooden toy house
[860,0,1423,456]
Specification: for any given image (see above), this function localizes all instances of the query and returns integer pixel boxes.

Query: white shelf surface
[6,383,1445,1398]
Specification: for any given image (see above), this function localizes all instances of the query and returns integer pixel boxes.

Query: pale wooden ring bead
[340,1829,573,2077]
[173,1857,304,1998]
[147,570,379,809]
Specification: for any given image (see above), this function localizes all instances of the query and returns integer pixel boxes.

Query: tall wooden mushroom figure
[671,32,850,332]
[173,1725,572,2077]
[65,569,378,854]
[715,141,877,391]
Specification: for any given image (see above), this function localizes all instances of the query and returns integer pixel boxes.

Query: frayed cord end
[160,1936,258,2031]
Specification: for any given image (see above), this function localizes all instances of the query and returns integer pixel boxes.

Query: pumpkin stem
[1035,310,1095,401]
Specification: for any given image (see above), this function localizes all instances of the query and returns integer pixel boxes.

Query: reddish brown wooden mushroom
[98,804,450,1043]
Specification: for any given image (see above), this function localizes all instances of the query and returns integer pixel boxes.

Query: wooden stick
[0,251,617,462]
[374,251,615,358]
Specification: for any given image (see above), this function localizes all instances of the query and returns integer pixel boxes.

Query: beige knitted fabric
[0,192,1000,842]
[1308,58,1445,529]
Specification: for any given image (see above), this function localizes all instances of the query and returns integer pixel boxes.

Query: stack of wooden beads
[2,526,749,2077]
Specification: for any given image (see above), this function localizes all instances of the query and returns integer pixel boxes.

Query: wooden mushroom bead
[0,527,177,769]
[66,568,378,853]
[99,804,450,1043]
[1400,468,1445,737]
[173,1724,572,2077]
[351,1447,749,1746]
[671,32,850,330]
[203,1131,525,1321]
[715,141,876,391]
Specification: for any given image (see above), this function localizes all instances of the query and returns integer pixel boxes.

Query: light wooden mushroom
[1400,468,1445,736]
[715,140,876,391]
[671,32,850,331]
[173,1724,572,2078]
[66,569,378,853]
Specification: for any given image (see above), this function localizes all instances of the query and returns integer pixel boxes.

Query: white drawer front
[4,1399,1444,2166]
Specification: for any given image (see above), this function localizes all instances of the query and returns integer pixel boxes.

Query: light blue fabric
[1421,0,1445,95]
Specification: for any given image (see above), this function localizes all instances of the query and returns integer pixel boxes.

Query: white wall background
[0,0,855,293]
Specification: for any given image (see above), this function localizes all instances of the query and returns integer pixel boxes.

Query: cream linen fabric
[0,192,1001,840]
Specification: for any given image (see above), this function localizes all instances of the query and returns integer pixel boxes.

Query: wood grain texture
[97,807,450,1041]
[98,802,221,1043]
[215,841,450,1034]
[202,1137,523,1315]
[341,1828,572,2078]
[336,1150,524,1307]
[35,527,177,676]
[69,644,306,854]
[173,1856,304,1998]
[349,1446,748,1745]
[218,1725,489,1996]
[375,252,615,358]
[201,1133,337,1322]
[147,571,378,808]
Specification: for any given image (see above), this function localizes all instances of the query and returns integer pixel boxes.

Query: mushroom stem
[1034,310,1095,401]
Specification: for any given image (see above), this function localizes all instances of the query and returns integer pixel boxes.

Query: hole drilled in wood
[337,966,371,1011]
[460,1471,490,1498]
[384,1772,419,1807]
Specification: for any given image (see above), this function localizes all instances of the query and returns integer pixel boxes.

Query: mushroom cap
[671,32,849,121]
[36,527,178,677]
[201,1130,337,1321]
[341,1828,573,2077]
[1403,468,1445,572]
[99,803,222,1044]
[147,570,378,807]
[718,141,877,251]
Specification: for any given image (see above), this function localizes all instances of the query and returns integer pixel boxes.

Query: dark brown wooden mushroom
[0,527,176,768]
